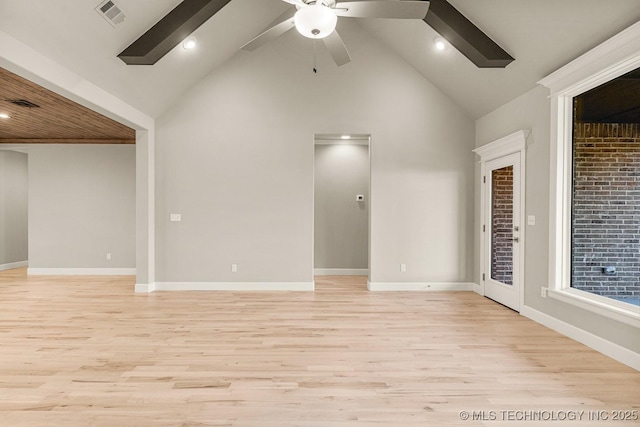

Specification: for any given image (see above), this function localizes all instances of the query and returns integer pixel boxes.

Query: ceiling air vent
[8,99,40,108]
[95,0,125,27]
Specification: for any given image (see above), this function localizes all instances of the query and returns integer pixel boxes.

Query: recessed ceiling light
[183,37,196,50]
[0,113,10,119]
[434,37,447,51]
[341,135,351,140]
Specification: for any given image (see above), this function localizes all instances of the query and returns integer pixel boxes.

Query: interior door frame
[474,130,529,311]
[311,133,372,285]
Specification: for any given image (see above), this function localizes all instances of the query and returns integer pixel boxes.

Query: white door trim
[474,130,529,311]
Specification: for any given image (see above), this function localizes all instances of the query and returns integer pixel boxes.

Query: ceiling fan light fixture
[294,3,337,39]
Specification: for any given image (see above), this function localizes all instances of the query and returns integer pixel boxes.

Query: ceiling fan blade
[334,1,429,19]
[281,0,306,6]
[323,30,351,66]
[241,9,296,51]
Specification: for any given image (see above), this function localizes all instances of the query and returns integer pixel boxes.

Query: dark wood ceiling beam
[424,0,514,68]
[118,0,233,65]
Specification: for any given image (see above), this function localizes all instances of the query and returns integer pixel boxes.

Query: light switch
[170,214,182,222]
[528,215,536,226]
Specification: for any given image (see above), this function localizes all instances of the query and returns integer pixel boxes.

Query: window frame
[539,22,640,328]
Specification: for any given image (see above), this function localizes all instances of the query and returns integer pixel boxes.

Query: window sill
[548,288,640,328]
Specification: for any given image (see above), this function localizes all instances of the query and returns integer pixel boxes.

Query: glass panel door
[491,165,514,286]
[484,152,521,311]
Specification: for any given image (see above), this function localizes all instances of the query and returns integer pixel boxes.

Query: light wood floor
[0,268,638,426]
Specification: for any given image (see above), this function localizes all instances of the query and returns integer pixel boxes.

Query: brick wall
[572,123,640,302]
[491,166,513,285]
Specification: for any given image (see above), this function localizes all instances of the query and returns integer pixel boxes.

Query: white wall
[155,22,475,286]
[314,144,369,270]
[476,85,640,355]
[0,150,28,267]
[28,145,135,270]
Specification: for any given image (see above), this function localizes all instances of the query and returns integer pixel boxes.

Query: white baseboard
[0,260,28,272]
[367,282,475,291]
[521,305,640,371]
[142,281,315,293]
[314,268,368,276]
[135,283,156,293]
[28,268,136,276]
[472,282,483,295]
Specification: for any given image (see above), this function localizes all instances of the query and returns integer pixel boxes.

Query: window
[571,71,640,308]
[539,22,640,327]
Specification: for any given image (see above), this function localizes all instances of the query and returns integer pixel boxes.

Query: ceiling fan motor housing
[302,0,336,7]
[294,2,338,39]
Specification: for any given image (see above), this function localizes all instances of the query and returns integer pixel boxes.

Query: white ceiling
[1,0,639,120]
[362,0,640,118]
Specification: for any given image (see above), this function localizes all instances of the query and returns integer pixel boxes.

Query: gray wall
[155,23,475,284]
[475,85,640,354]
[28,145,135,268]
[314,144,369,270]
[0,150,28,266]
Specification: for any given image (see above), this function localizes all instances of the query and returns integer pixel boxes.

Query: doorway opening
[0,148,28,273]
[313,134,371,289]
[0,66,140,280]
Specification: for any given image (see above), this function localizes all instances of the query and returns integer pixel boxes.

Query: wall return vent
[8,99,40,108]
[95,0,125,27]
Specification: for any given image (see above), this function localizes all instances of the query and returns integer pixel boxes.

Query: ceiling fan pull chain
[313,40,318,74]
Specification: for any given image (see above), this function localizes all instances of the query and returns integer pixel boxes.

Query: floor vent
[95,0,125,27]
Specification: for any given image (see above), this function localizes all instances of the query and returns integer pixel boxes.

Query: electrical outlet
[106,253,112,260]
[541,287,548,298]
[231,264,238,273]
[170,214,182,222]
[400,263,406,273]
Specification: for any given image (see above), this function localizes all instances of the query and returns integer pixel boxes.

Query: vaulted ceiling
[1,0,639,120]
[116,0,513,68]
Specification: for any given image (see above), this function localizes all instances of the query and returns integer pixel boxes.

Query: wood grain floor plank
[0,269,638,426]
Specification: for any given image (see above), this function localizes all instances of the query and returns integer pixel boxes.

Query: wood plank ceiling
[0,67,135,144]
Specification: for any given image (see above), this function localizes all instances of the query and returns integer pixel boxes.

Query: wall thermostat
[356,195,365,201]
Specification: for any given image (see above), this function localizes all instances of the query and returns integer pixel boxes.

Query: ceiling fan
[118,0,513,69]
[240,0,431,66]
